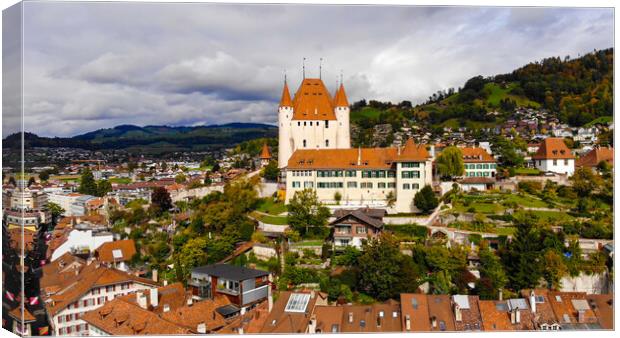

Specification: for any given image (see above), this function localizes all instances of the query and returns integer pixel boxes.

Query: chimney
[238,326,244,335]
[150,288,158,308]
[510,308,520,324]
[152,269,158,283]
[136,292,147,309]
[431,316,437,328]
[454,304,462,322]
[310,290,316,299]
[348,312,354,324]
[197,323,206,334]
[578,310,585,323]
[357,147,362,165]
[187,298,193,306]
[308,315,317,334]
[516,308,521,324]
[163,304,170,313]
[529,290,536,314]
[499,289,503,301]
[405,315,411,331]
[163,280,168,286]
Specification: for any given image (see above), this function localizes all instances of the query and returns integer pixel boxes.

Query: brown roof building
[547,291,600,330]
[400,294,431,332]
[576,146,614,169]
[451,295,484,331]
[585,294,614,330]
[426,295,456,332]
[287,138,430,170]
[260,291,328,334]
[478,299,535,331]
[532,138,575,160]
[311,300,402,333]
[95,239,137,267]
[521,289,562,330]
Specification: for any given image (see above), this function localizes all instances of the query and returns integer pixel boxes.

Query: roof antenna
[340,69,344,86]
[284,69,287,84]
[302,57,306,79]
[319,57,323,79]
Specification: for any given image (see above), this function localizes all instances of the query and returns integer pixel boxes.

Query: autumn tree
[436,146,464,178]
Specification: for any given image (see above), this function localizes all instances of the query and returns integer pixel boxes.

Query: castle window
[325,120,329,128]
[304,122,307,126]
[325,140,329,147]
[310,121,312,126]
[303,140,307,148]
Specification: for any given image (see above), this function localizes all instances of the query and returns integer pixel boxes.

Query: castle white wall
[534,158,574,176]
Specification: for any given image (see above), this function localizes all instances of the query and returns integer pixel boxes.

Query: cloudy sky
[3,2,614,137]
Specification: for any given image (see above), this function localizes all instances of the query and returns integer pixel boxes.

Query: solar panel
[284,293,311,313]
[536,296,545,303]
[112,249,123,259]
[508,298,529,311]
[495,302,509,312]
[452,295,470,309]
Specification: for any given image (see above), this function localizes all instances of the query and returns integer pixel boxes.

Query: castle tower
[333,83,351,149]
[277,78,351,168]
[277,80,293,168]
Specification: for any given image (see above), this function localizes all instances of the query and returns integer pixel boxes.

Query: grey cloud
[7,3,613,137]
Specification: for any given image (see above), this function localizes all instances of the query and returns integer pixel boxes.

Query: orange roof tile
[460,147,495,163]
[333,83,349,107]
[586,294,613,329]
[8,306,36,322]
[81,297,190,335]
[532,138,574,160]
[287,140,430,170]
[401,294,431,332]
[292,78,337,121]
[279,81,293,107]
[96,239,137,263]
[576,147,614,168]
[260,143,272,159]
[547,291,598,325]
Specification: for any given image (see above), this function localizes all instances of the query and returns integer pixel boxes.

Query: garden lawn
[256,198,288,215]
[256,213,289,225]
[503,194,549,208]
[514,167,541,176]
[529,210,575,222]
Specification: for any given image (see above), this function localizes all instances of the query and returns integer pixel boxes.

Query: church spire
[279,78,292,107]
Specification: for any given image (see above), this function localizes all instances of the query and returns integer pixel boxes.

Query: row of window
[465,163,497,170]
[401,171,421,179]
[302,139,330,148]
[291,170,313,177]
[317,182,344,188]
[294,181,401,189]
[58,323,89,335]
[401,162,421,168]
[297,120,330,128]
[465,172,493,177]
[402,183,420,190]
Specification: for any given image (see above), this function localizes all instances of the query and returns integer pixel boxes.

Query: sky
[2,2,614,137]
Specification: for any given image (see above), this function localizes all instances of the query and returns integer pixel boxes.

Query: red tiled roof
[576,147,614,168]
[292,78,337,121]
[460,147,495,163]
[96,239,137,263]
[532,138,574,160]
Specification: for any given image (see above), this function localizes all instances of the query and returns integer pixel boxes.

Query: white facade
[50,280,155,336]
[48,193,95,216]
[277,79,350,168]
[51,230,114,261]
[464,162,497,178]
[534,158,575,176]
[285,160,433,213]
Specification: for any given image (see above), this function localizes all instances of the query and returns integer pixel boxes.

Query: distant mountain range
[3,123,278,153]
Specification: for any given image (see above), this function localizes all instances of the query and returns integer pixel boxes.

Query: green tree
[478,245,507,299]
[503,212,544,290]
[414,185,439,214]
[78,168,98,196]
[151,187,172,215]
[96,180,112,197]
[436,146,464,178]
[541,249,568,289]
[263,161,279,181]
[175,173,187,184]
[334,191,342,205]
[357,233,404,300]
[47,202,65,225]
[288,189,331,237]
[179,238,208,280]
[571,167,601,198]
[39,171,50,182]
[386,191,396,208]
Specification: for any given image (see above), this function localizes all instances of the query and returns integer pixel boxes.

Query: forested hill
[349,48,613,145]
[417,48,613,127]
[3,123,278,153]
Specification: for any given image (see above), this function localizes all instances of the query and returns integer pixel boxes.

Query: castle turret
[278,80,293,168]
[334,83,351,149]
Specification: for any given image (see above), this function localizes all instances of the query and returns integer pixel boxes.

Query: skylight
[284,293,311,313]
[112,249,123,259]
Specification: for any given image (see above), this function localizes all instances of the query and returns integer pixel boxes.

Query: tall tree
[151,187,172,215]
[414,185,439,213]
[503,212,544,290]
[357,233,419,300]
[263,161,280,181]
[96,180,112,197]
[478,245,508,299]
[436,146,464,178]
[288,189,331,237]
[78,168,98,196]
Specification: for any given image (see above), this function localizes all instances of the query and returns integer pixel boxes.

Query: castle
[278,77,433,213]
[277,78,350,168]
